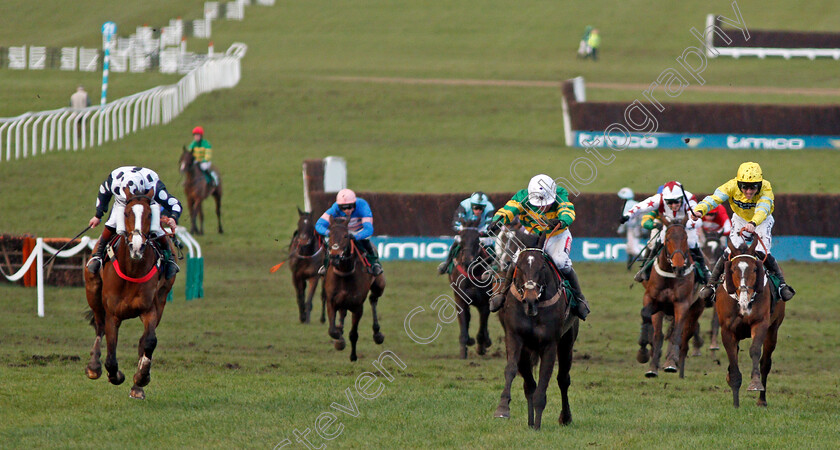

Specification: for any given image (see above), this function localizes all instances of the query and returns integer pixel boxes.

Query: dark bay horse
[700,229,726,351]
[717,236,785,407]
[323,217,386,362]
[179,147,222,235]
[449,224,493,359]
[637,216,704,378]
[494,248,578,429]
[289,208,325,324]
[83,192,175,400]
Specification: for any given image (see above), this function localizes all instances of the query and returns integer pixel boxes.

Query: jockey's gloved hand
[545,218,566,230]
[619,214,630,224]
[349,233,357,240]
[487,220,501,234]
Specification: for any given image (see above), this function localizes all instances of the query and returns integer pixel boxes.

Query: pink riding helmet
[336,189,356,205]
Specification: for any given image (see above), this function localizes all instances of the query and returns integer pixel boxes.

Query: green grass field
[1,1,839,448]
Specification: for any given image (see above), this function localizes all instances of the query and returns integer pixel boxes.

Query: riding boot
[689,246,710,284]
[86,226,114,274]
[437,243,458,275]
[634,241,662,282]
[560,267,590,321]
[358,239,383,276]
[762,253,795,301]
[698,254,726,306]
[489,264,515,312]
[155,236,179,280]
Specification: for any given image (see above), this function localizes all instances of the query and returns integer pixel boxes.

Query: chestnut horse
[636,216,704,378]
[289,208,325,324]
[179,147,223,235]
[717,236,785,407]
[494,248,578,429]
[449,224,493,359]
[83,192,175,400]
[323,217,386,361]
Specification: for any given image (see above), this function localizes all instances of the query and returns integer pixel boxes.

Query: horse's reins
[508,250,564,308]
[654,222,693,278]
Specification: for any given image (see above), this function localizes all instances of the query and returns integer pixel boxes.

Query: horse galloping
[717,235,785,407]
[494,248,579,429]
[289,207,325,324]
[323,217,386,362]
[449,223,494,359]
[179,147,222,235]
[83,192,176,400]
[637,216,704,378]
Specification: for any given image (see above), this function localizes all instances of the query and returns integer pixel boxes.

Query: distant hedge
[711,16,840,49]
[561,80,840,135]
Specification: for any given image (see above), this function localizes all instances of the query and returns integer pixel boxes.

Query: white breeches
[659,225,699,249]
[728,214,773,253]
[625,227,643,256]
[105,200,163,237]
[513,229,573,271]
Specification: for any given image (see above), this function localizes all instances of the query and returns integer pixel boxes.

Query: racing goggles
[338,203,356,211]
[737,181,762,192]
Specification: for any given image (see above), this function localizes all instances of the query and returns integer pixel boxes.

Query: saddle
[538,252,579,314]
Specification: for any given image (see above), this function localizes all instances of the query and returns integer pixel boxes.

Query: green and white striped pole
[100,22,116,105]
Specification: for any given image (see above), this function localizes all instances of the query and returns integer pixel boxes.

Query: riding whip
[43,225,92,267]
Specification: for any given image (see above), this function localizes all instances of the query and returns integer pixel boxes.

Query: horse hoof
[460,348,468,359]
[645,370,658,378]
[334,340,346,351]
[559,414,573,426]
[350,353,357,362]
[691,349,702,357]
[129,386,145,400]
[494,407,510,418]
[373,332,385,345]
[466,337,476,346]
[86,366,102,380]
[664,365,678,373]
[637,348,650,364]
[329,330,342,340]
[320,317,326,324]
[109,371,126,385]
[757,399,767,407]
[477,345,487,356]
[709,344,720,350]
[747,380,765,391]
[299,314,307,324]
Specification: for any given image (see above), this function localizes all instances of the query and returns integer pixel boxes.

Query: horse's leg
[638,298,654,364]
[130,309,159,400]
[476,302,492,355]
[747,323,769,392]
[86,309,105,379]
[494,333,522,418]
[294,275,307,324]
[104,315,125,385]
[647,311,664,378]
[758,322,780,407]
[368,288,385,345]
[532,343,558,430]
[679,301,703,378]
[721,328,742,407]
[188,197,199,235]
[691,319,703,357]
[326,293,341,340]
[213,189,223,234]
[348,306,363,362]
[319,282,327,324]
[665,302,690,373]
[197,198,205,235]
[304,276,319,324]
[518,350,537,428]
[709,310,721,350]
[456,298,472,359]
[557,324,579,426]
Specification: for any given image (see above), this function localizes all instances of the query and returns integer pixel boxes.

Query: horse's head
[662,215,690,271]
[725,236,764,310]
[295,207,316,246]
[455,219,482,269]
[513,249,553,317]
[124,191,153,260]
[179,146,195,174]
[328,217,353,264]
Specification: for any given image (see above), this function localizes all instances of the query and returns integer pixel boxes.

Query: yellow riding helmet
[736,162,763,183]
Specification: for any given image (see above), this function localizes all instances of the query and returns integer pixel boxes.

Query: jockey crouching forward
[437,191,496,275]
[86,166,183,279]
[621,181,710,284]
[315,189,383,276]
[693,162,795,302]
[487,174,590,320]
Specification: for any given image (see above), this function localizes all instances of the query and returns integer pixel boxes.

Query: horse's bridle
[655,222,693,278]
[508,249,563,311]
[453,228,491,281]
[724,253,764,305]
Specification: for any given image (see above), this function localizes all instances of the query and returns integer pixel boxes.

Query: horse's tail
[83,309,96,328]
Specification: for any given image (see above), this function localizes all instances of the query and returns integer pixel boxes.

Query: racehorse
[322,217,386,361]
[449,223,493,359]
[289,208,325,324]
[83,192,176,400]
[494,247,579,429]
[717,235,785,407]
[636,216,704,378]
[179,147,223,235]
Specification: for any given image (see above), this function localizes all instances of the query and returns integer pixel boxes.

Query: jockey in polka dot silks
[620,181,710,284]
[437,191,495,275]
[486,174,590,320]
[693,162,795,302]
[86,166,183,279]
[315,189,383,276]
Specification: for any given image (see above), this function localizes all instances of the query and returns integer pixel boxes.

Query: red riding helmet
[192,126,204,135]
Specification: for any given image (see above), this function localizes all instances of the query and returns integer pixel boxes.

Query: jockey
[699,204,731,251]
[437,191,495,274]
[86,166,183,279]
[187,126,218,185]
[694,162,795,301]
[620,181,710,283]
[315,189,383,276]
[617,187,643,265]
[486,174,590,320]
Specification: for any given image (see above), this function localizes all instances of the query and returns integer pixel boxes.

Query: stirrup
[164,260,180,280]
[369,264,383,276]
[318,265,326,276]
[87,256,103,274]
[780,283,795,301]
[437,261,449,275]
[574,297,590,321]
[489,294,505,313]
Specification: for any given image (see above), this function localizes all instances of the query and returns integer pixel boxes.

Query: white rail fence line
[704,14,840,60]
[1,227,200,317]
[0,43,247,163]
